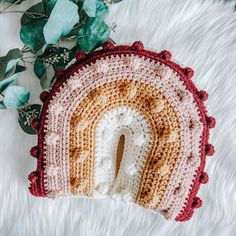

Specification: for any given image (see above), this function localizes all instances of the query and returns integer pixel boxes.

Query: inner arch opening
[116,134,125,178]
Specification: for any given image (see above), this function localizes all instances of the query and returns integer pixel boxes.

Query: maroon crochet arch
[29,41,215,221]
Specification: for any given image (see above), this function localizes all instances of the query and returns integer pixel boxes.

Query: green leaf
[34,59,46,79]
[77,17,110,53]
[20,19,47,53]
[96,0,109,19]
[0,48,23,80]
[43,0,79,44]
[40,64,55,90]
[4,64,26,79]
[83,0,97,17]
[0,74,17,94]
[34,46,74,80]
[21,2,46,26]
[83,0,108,19]
[3,86,30,109]
[0,65,27,93]
[3,0,26,3]
[18,104,41,134]
[0,101,6,110]
[109,0,123,3]
[42,0,57,15]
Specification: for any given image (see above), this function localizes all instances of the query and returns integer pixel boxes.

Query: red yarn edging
[30,42,214,221]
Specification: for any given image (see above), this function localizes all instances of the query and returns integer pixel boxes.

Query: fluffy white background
[0,0,236,235]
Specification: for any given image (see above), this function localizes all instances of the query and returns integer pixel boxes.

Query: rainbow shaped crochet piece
[29,41,215,221]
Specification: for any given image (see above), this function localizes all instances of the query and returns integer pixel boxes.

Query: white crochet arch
[93,107,150,201]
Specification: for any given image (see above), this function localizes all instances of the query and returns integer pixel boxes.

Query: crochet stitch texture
[29,41,215,221]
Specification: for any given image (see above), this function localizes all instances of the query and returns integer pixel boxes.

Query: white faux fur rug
[0,0,236,235]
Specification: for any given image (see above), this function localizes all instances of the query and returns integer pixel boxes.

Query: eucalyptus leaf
[18,104,41,134]
[20,19,47,53]
[0,65,27,93]
[40,64,55,90]
[109,0,123,3]
[83,0,108,19]
[83,0,97,17]
[4,64,26,80]
[21,2,46,26]
[34,58,46,79]
[77,17,110,53]
[34,47,73,80]
[43,0,79,44]
[2,0,26,3]
[0,74,18,94]
[3,86,30,109]
[0,101,6,110]
[42,0,57,15]
[96,0,109,19]
[0,48,23,80]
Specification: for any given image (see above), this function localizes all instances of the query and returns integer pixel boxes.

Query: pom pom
[28,171,39,183]
[94,183,109,194]
[103,41,115,50]
[126,57,141,71]
[76,51,86,61]
[95,61,109,74]
[77,150,90,163]
[46,164,58,177]
[31,119,40,130]
[198,90,208,101]
[118,113,133,126]
[55,69,64,79]
[199,172,209,184]
[159,50,172,61]
[192,197,202,208]
[40,91,50,103]
[126,163,138,176]
[30,146,39,158]
[99,158,112,169]
[122,191,133,203]
[133,134,146,146]
[158,164,170,176]
[49,102,63,116]
[205,144,215,156]
[102,129,113,141]
[167,131,178,143]
[183,67,194,79]
[67,78,82,90]
[131,41,144,51]
[45,132,60,145]
[206,116,216,129]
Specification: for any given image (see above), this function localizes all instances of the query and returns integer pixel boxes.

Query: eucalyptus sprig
[0,0,122,134]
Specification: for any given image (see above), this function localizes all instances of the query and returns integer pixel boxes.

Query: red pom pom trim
[30,146,39,158]
[55,69,65,79]
[31,119,40,130]
[40,91,50,103]
[199,172,209,184]
[29,41,216,219]
[76,51,87,61]
[131,41,144,51]
[205,144,215,156]
[183,67,194,79]
[28,171,39,183]
[198,90,208,101]
[192,197,202,208]
[159,50,172,61]
[103,41,115,50]
[206,116,216,129]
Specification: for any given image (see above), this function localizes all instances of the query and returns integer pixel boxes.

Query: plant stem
[0,11,48,18]
[0,0,21,13]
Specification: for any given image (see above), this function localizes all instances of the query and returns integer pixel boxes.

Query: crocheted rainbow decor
[29,41,215,221]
